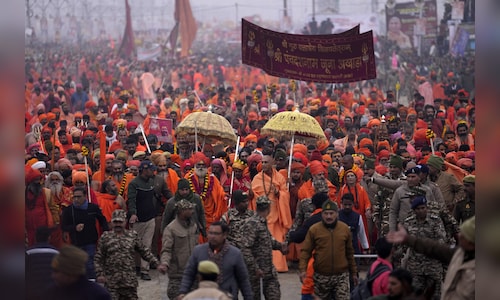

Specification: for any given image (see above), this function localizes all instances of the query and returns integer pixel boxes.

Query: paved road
[138,263,371,299]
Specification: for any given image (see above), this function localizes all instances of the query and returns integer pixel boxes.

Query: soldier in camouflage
[371,154,407,236]
[402,196,446,299]
[94,209,159,300]
[221,190,255,249]
[159,199,199,300]
[240,196,287,300]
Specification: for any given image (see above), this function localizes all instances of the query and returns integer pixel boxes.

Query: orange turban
[367,119,381,129]
[291,162,306,174]
[105,154,115,161]
[46,112,56,121]
[128,104,137,110]
[309,160,326,175]
[247,112,259,121]
[377,140,391,152]
[358,148,372,158]
[39,114,47,121]
[72,171,87,185]
[375,165,388,176]
[72,164,92,176]
[407,109,417,116]
[170,154,182,166]
[322,154,332,168]
[359,138,373,149]
[191,152,210,166]
[317,139,329,152]
[244,134,258,143]
[353,156,364,168]
[74,112,83,118]
[293,144,308,156]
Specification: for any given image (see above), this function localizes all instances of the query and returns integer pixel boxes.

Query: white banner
[137,43,162,61]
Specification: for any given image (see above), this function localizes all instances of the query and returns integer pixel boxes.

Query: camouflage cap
[256,196,271,206]
[111,209,127,222]
[175,199,196,210]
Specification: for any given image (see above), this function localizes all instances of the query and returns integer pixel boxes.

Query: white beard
[49,181,63,196]
[195,168,207,178]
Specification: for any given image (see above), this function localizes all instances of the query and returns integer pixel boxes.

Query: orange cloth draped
[338,183,371,245]
[251,169,292,272]
[444,161,469,183]
[164,168,180,195]
[185,172,227,242]
[297,179,338,204]
[96,192,122,222]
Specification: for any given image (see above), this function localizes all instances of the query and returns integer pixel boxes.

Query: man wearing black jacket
[61,186,109,280]
[128,160,171,280]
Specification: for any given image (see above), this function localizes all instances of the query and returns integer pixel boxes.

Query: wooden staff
[228,135,241,207]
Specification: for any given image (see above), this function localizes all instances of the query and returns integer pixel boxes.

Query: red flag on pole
[175,0,197,57]
[118,0,135,58]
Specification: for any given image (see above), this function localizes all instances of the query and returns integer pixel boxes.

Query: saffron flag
[118,0,135,58]
[175,0,197,57]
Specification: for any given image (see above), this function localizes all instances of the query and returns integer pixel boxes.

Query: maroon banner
[241,19,376,83]
[385,0,438,51]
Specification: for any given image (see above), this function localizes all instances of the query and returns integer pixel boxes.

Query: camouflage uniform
[240,212,282,300]
[221,208,255,249]
[290,198,315,232]
[403,212,446,299]
[313,272,350,300]
[95,213,159,300]
[371,173,406,236]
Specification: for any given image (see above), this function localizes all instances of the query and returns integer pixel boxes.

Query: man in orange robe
[298,161,338,204]
[250,150,292,272]
[184,152,227,243]
[95,179,126,224]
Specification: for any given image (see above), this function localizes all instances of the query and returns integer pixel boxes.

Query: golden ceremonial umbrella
[261,111,326,188]
[176,111,237,146]
[261,110,326,140]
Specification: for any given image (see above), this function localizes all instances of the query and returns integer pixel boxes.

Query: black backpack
[350,262,391,300]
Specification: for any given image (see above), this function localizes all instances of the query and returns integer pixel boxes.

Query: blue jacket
[179,242,253,300]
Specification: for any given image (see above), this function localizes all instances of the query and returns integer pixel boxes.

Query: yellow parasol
[176,111,238,146]
[261,110,326,140]
[261,111,326,189]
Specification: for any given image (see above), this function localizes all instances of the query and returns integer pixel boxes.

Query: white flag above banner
[137,44,162,61]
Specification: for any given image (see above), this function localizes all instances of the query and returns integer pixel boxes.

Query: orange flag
[175,0,197,57]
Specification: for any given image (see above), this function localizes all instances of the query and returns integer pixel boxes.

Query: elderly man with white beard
[45,171,73,247]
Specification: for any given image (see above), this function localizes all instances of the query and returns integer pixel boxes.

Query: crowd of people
[25,21,475,300]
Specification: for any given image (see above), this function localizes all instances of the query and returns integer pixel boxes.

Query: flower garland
[188,171,214,201]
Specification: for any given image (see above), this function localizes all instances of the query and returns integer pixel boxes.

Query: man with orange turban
[229,159,251,205]
[250,149,292,272]
[298,160,338,205]
[185,152,227,242]
[91,154,115,191]
[25,166,55,247]
[244,134,258,153]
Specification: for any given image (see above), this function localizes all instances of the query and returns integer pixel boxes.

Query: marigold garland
[188,171,214,201]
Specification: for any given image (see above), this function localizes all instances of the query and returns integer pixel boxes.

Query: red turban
[310,150,323,162]
[126,121,138,131]
[358,148,372,158]
[245,134,258,143]
[416,119,428,130]
[126,160,141,167]
[25,166,42,184]
[191,152,210,166]
[105,154,115,161]
[247,153,262,166]
[181,159,193,170]
[293,144,308,156]
[317,139,329,152]
[378,149,390,159]
[247,112,258,121]
[291,162,306,174]
[375,165,388,176]
[46,112,56,121]
[85,101,96,109]
[292,152,308,167]
[413,128,429,148]
[309,160,326,175]
[457,158,473,169]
